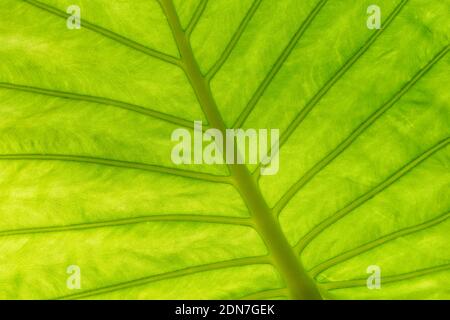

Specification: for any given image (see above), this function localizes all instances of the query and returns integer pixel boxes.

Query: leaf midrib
[158,0,322,300]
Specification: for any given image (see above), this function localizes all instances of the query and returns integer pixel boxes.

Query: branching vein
[22,0,181,67]
[321,264,450,291]
[185,0,208,37]
[294,138,449,253]
[206,0,263,81]
[0,214,254,238]
[274,45,448,215]
[0,154,231,184]
[55,255,271,300]
[233,0,329,129]
[0,82,194,128]
[239,288,289,300]
[309,211,450,277]
[252,0,410,175]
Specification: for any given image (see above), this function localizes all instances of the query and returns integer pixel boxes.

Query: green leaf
[0,0,448,300]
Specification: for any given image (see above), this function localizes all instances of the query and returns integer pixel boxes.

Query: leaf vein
[238,288,289,300]
[22,0,181,66]
[252,0,410,175]
[321,264,450,291]
[274,45,449,214]
[294,138,450,253]
[309,211,450,277]
[233,0,329,128]
[0,214,254,238]
[0,82,195,128]
[206,0,263,82]
[0,154,231,184]
[185,0,208,37]
[55,256,271,300]
[274,0,409,151]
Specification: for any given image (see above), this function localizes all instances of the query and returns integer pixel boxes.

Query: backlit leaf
[0,0,448,299]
